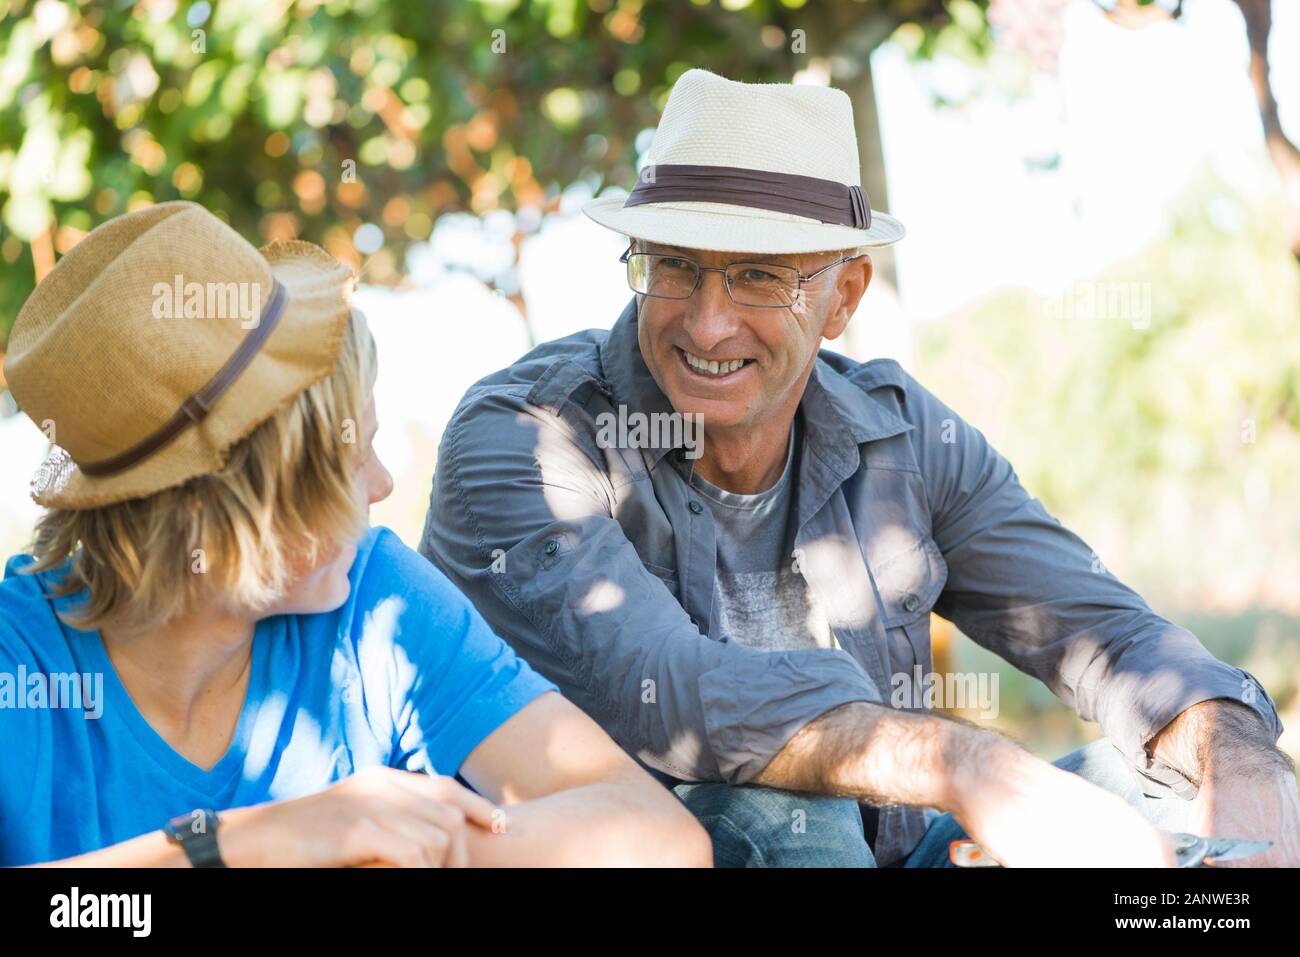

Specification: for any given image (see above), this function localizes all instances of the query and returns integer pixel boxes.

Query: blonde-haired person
[0,202,711,868]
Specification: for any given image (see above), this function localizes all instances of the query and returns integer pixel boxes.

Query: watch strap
[165,809,226,868]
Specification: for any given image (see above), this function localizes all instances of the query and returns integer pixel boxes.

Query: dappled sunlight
[524,408,616,523]
[579,578,626,615]
[362,594,407,648]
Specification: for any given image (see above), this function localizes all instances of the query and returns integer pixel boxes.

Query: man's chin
[662,380,751,422]
[666,397,746,429]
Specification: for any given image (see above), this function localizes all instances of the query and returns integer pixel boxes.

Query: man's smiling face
[633,239,871,433]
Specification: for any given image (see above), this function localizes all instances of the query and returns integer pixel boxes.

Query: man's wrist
[1150,698,1288,788]
[1202,740,1295,786]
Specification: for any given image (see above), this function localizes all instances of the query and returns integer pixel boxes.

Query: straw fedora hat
[582,68,905,254]
[3,201,356,509]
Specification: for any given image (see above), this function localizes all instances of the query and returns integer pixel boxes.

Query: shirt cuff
[699,649,882,785]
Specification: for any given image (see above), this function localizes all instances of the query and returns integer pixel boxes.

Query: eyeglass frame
[618,243,864,309]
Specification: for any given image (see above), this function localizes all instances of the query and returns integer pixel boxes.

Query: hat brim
[581,194,904,254]
[30,241,354,510]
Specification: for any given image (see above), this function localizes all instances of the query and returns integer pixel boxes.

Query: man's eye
[660,257,693,270]
[736,267,780,283]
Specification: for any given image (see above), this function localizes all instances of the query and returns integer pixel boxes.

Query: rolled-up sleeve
[419,388,880,785]
[905,374,1284,798]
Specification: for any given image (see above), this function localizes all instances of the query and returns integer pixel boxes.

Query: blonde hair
[26,309,378,634]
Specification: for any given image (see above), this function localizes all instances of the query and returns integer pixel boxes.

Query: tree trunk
[1234,0,1300,261]
[845,58,899,291]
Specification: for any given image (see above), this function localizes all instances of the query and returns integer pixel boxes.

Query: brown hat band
[78,278,289,478]
[622,163,871,230]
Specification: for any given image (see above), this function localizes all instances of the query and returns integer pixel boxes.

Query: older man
[420,68,1298,867]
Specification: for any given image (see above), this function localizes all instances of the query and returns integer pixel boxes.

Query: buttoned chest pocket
[867,530,948,699]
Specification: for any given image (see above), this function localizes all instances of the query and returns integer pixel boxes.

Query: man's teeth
[684,351,746,376]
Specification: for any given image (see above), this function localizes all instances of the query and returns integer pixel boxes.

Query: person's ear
[822,253,872,340]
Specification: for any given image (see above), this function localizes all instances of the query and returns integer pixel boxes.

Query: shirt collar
[598,296,914,468]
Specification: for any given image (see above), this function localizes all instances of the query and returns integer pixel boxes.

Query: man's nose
[681,269,740,353]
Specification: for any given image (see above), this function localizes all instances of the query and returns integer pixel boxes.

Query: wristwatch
[163,809,226,868]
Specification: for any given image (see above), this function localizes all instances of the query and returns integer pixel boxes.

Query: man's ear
[822,253,872,340]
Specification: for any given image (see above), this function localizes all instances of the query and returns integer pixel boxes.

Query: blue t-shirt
[0,526,557,866]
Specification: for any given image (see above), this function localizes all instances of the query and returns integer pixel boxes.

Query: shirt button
[903,594,921,613]
[688,500,704,515]
[544,539,559,556]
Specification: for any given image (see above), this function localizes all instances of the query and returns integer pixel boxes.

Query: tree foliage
[918,171,1300,613]
[0,0,988,345]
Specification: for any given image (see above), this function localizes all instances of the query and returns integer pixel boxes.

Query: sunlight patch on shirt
[580,578,626,615]
[362,595,408,645]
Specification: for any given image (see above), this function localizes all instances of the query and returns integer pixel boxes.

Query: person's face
[634,241,872,432]
[269,395,392,615]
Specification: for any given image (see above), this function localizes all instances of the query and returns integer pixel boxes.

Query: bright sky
[1,0,1296,551]
[877,0,1297,318]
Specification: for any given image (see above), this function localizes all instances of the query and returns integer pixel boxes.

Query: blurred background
[1,0,1297,765]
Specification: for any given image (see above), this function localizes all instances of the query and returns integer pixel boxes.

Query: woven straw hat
[4,201,355,509]
[582,68,905,254]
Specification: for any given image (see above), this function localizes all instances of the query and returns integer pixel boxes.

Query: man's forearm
[752,700,1007,812]
[1148,698,1294,788]
[755,700,1188,866]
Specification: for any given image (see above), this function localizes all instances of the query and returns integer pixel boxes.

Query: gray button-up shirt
[419,296,1283,866]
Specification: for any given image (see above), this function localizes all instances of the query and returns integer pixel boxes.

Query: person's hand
[217,766,505,867]
[1143,698,1299,867]
[952,746,1175,867]
[1190,768,1300,867]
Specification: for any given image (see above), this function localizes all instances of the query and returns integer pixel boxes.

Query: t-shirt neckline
[52,581,274,797]
[686,419,799,510]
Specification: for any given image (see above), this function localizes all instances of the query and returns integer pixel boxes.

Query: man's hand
[1150,698,1300,867]
[1189,771,1300,867]
[950,738,1176,868]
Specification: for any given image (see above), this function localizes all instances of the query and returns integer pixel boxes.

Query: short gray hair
[628,236,864,263]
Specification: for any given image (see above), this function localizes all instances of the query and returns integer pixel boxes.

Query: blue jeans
[672,738,1193,867]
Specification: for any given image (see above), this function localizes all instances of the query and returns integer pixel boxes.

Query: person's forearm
[752,700,1010,813]
[464,774,712,867]
[32,833,189,868]
[28,786,709,869]
[29,806,267,867]
[1152,699,1300,866]
[753,701,1181,866]
[1148,698,1294,788]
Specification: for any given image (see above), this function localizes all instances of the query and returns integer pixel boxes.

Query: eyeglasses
[619,244,862,309]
